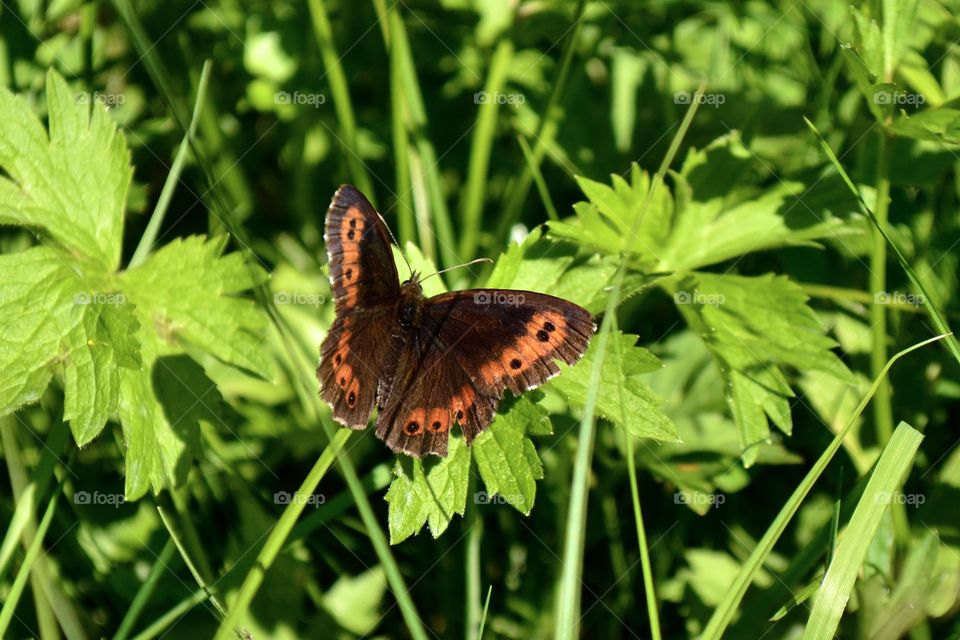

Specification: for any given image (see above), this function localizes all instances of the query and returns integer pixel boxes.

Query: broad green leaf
[881,0,919,79]
[119,340,220,500]
[850,7,883,78]
[472,396,549,515]
[0,247,139,443]
[675,272,853,464]
[322,566,387,636]
[694,273,852,380]
[486,232,659,313]
[888,108,960,144]
[0,69,130,270]
[385,435,470,543]
[63,299,141,445]
[0,247,85,416]
[550,332,679,442]
[120,235,272,378]
[658,135,849,271]
[548,164,673,265]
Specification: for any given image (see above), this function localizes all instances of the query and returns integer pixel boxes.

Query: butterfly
[317,185,596,457]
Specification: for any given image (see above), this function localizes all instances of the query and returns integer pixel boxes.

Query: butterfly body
[318,185,595,457]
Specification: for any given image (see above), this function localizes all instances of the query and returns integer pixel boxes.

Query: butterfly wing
[323,184,400,312]
[375,290,595,457]
[317,185,401,427]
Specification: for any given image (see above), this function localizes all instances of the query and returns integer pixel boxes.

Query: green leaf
[119,346,220,500]
[120,235,272,378]
[881,0,919,79]
[550,137,850,273]
[322,566,387,635]
[888,108,960,144]
[472,397,548,515]
[547,164,673,266]
[486,231,659,314]
[0,247,83,417]
[0,69,131,270]
[385,435,470,543]
[658,135,850,271]
[63,299,141,445]
[803,422,924,640]
[675,272,853,464]
[550,331,679,442]
[0,247,139,443]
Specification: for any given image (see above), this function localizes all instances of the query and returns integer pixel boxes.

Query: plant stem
[465,476,483,640]
[129,61,212,268]
[870,133,893,447]
[625,434,662,640]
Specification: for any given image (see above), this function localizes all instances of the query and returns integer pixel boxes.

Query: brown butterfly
[317,185,595,457]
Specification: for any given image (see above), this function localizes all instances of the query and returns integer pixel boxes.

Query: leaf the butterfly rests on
[317,185,596,457]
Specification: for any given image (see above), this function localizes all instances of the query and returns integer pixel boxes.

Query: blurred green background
[2,1,960,638]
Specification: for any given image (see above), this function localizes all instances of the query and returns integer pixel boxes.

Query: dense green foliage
[1,1,959,638]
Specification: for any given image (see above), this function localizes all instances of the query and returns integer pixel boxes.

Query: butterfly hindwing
[318,311,395,428]
[324,185,400,312]
[375,290,595,457]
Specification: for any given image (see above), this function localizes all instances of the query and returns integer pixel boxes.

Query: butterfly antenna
[419,258,493,283]
[375,209,415,278]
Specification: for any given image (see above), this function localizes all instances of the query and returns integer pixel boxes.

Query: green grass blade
[0,418,68,583]
[459,38,514,260]
[517,134,560,221]
[129,60,211,268]
[130,590,210,640]
[497,0,586,243]
[113,539,177,640]
[307,0,374,196]
[389,19,415,247]
[701,332,949,639]
[213,427,351,639]
[0,476,62,637]
[478,585,493,640]
[625,432,662,639]
[380,5,456,268]
[554,83,704,640]
[157,504,228,620]
[802,422,924,639]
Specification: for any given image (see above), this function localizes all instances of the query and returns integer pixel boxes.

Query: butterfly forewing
[324,185,400,312]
